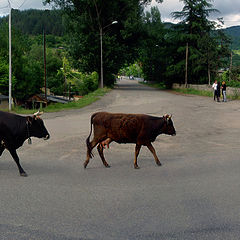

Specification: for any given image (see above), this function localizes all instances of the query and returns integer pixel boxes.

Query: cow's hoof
[134,165,140,169]
[156,162,162,166]
[20,172,28,177]
[83,162,88,169]
[105,164,111,168]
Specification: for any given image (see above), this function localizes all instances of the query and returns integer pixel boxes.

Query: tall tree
[171,0,221,85]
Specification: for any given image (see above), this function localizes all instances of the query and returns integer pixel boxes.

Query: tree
[171,0,222,85]
[139,6,167,84]
[44,0,162,86]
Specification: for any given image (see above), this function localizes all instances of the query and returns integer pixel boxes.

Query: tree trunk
[185,42,189,88]
[208,65,211,86]
[229,51,232,82]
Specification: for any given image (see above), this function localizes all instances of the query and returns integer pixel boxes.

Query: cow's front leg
[134,144,142,169]
[146,143,162,166]
[97,143,110,168]
[8,148,27,177]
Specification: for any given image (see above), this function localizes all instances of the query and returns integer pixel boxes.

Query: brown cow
[84,112,176,169]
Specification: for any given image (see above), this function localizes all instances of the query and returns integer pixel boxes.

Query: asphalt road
[1,79,240,240]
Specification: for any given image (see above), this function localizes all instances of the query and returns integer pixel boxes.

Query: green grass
[173,88,240,100]
[173,88,213,97]
[12,87,110,114]
[140,81,167,89]
[142,82,240,100]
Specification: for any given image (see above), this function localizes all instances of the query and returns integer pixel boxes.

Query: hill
[0,9,64,36]
[223,25,240,50]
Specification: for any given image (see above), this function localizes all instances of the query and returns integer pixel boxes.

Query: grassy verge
[142,81,240,100]
[12,87,110,114]
[173,88,240,100]
[140,81,167,89]
[173,88,213,97]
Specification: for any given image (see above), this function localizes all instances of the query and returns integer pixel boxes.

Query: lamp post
[100,20,118,88]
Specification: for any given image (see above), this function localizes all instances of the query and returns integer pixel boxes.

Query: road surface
[1,79,240,240]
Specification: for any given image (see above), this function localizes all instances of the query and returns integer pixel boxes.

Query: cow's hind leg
[134,144,142,169]
[9,148,27,177]
[97,143,111,168]
[84,139,99,168]
[146,143,162,166]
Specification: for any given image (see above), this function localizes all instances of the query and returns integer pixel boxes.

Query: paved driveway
[1,79,240,239]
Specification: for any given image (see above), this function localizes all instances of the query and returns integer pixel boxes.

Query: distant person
[216,81,221,102]
[212,80,217,101]
[221,81,227,102]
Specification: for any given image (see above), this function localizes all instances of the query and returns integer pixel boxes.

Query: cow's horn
[33,110,43,116]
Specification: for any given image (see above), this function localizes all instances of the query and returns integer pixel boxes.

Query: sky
[0,0,239,28]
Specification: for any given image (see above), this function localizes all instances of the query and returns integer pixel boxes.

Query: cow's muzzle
[44,134,50,140]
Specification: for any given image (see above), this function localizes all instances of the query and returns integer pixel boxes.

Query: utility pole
[8,0,12,111]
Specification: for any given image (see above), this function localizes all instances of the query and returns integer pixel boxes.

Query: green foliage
[138,7,169,85]
[0,58,16,95]
[44,0,147,86]
[68,71,98,96]
[218,67,240,88]
[120,62,143,78]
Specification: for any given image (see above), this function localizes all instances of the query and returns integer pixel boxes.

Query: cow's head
[27,111,50,140]
[162,114,176,136]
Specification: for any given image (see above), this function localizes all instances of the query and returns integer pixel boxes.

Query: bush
[69,71,98,95]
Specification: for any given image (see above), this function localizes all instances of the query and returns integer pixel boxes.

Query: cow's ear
[163,114,171,124]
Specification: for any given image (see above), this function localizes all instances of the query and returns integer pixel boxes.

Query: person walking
[212,80,218,101]
[222,81,227,102]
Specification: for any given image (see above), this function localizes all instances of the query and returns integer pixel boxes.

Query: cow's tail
[86,113,97,158]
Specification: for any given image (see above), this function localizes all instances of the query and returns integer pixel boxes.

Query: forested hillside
[0,9,64,36]
[223,26,240,50]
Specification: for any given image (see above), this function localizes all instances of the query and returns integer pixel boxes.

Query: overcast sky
[0,0,239,28]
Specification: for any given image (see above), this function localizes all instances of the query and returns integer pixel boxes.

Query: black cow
[0,111,50,176]
[85,112,176,169]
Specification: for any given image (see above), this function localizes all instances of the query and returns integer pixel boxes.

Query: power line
[18,0,29,9]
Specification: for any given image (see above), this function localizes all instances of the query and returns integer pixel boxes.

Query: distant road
[1,79,240,240]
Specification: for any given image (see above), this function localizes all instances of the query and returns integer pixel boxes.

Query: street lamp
[100,20,118,88]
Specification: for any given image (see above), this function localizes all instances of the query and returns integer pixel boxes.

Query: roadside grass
[173,88,213,97]
[12,87,110,114]
[140,81,167,89]
[141,81,240,100]
[173,88,240,100]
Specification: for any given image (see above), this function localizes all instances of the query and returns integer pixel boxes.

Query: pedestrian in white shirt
[212,80,218,101]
